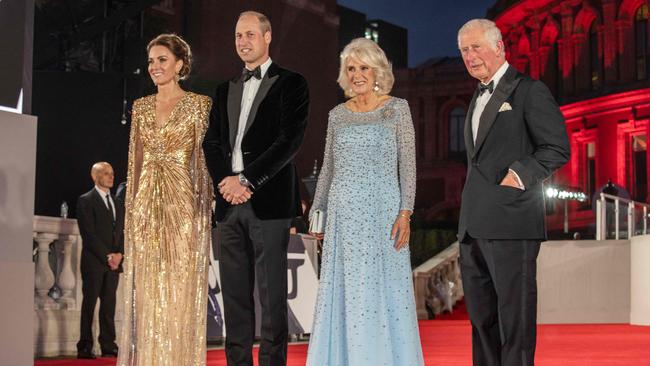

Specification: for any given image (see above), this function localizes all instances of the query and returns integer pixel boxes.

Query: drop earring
[373,81,380,92]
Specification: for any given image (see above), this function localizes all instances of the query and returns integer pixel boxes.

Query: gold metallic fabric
[117,92,213,366]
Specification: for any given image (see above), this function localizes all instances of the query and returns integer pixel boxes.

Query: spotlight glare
[545,186,587,202]
[546,187,555,198]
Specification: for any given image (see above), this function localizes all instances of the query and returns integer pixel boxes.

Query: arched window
[517,36,531,74]
[449,107,466,155]
[555,44,562,97]
[589,22,602,89]
[635,4,649,80]
[584,141,597,209]
[540,20,559,95]
[631,134,647,202]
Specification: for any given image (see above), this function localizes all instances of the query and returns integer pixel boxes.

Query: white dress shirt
[471,61,509,143]
[232,57,273,173]
[95,185,115,220]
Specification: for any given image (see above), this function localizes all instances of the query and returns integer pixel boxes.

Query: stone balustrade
[412,242,463,319]
[33,216,82,311]
[32,215,464,356]
[32,216,318,357]
[33,215,86,357]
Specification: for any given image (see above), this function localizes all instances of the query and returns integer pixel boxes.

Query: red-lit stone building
[396,0,650,236]
[490,0,650,235]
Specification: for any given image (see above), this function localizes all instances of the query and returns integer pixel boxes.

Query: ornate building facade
[396,0,650,236]
[489,0,650,235]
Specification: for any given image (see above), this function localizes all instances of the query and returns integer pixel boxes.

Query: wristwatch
[238,173,251,187]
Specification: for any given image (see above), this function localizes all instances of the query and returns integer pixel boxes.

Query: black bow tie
[478,81,494,95]
[241,66,262,82]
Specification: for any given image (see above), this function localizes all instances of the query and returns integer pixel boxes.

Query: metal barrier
[595,193,650,240]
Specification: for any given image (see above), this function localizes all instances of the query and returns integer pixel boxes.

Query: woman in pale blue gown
[306,38,424,366]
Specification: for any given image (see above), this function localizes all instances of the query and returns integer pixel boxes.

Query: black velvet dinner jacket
[458,65,570,241]
[203,63,310,221]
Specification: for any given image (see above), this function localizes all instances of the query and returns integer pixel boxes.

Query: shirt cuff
[508,169,525,190]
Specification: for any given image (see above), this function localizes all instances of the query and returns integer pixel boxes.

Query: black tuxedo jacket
[76,188,125,273]
[458,65,570,241]
[203,62,309,221]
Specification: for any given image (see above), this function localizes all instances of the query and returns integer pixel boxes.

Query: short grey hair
[337,38,394,97]
[458,19,503,51]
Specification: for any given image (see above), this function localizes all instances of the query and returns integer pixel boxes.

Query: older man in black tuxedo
[202,10,309,366]
[76,162,124,359]
[457,19,570,366]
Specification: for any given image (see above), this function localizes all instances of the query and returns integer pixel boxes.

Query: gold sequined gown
[117,92,213,366]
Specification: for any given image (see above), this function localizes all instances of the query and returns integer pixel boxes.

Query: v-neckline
[153,92,187,130]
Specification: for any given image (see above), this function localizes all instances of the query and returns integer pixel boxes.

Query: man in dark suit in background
[202,10,309,366]
[76,162,124,359]
[456,19,570,366]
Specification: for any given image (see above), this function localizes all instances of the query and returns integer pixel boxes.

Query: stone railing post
[33,216,82,310]
[33,215,84,357]
[34,233,57,308]
[56,235,77,308]
[452,258,463,301]
[413,272,431,319]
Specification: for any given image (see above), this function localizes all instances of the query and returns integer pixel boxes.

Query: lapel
[472,65,521,159]
[243,63,280,137]
[227,79,243,148]
[464,89,479,158]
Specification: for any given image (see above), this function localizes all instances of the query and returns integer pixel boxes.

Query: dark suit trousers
[217,202,291,366]
[460,238,541,366]
[77,269,119,352]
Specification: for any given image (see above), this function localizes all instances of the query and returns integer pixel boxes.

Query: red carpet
[35,320,650,366]
[433,299,469,321]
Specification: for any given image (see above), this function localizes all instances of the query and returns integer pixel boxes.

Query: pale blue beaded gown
[306,97,424,366]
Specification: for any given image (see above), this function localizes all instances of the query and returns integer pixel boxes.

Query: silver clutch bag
[309,209,326,234]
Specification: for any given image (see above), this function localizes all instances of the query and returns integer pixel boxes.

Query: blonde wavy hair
[337,38,394,98]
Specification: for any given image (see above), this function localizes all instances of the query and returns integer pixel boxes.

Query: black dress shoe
[101,348,119,357]
[77,349,96,359]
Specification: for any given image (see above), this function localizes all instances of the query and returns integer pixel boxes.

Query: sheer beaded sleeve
[395,99,416,211]
[309,113,335,219]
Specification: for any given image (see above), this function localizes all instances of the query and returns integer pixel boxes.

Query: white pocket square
[498,102,512,112]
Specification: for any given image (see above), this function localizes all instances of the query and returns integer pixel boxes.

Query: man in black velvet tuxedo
[203,10,309,366]
[76,162,124,359]
[456,19,570,366]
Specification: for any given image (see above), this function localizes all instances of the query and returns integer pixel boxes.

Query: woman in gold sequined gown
[117,34,213,366]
